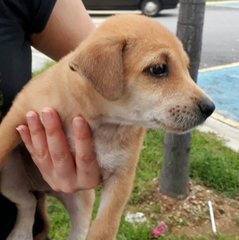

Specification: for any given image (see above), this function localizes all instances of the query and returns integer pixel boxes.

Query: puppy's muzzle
[198,98,215,119]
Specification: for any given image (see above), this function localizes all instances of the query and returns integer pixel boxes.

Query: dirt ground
[144,180,239,238]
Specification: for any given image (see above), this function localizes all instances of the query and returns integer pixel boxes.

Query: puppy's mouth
[151,118,194,133]
[152,99,215,133]
[152,115,204,134]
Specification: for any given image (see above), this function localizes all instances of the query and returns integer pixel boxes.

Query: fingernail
[16,125,24,134]
[42,108,53,126]
[16,125,27,137]
[26,111,37,125]
[73,117,84,129]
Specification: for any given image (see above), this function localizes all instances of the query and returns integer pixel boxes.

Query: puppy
[0,15,215,240]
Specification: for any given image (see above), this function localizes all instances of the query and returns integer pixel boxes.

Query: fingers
[41,108,76,179]
[73,117,101,189]
[16,125,34,156]
[17,111,52,172]
[17,108,101,193]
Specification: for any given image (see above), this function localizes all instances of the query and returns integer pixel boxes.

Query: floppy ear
[69,36,126,101]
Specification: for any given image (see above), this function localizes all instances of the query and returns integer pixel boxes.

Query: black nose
[198,99,215,118]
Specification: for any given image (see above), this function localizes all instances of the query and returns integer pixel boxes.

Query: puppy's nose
[198,99,215,118]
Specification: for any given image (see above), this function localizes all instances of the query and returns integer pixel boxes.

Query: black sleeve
[2,0,56,33]
[0,0,57,120]
[30,0,57,33]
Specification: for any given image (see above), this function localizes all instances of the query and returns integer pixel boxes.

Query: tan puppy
[0,15,214,240]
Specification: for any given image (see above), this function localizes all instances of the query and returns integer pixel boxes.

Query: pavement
[31,48,53,72]
[31,1,239,153]
[198,113,239,152]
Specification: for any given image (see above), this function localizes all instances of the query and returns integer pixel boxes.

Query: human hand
[16,107,101,193]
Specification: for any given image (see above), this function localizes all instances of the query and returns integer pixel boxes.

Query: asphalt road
[158,3,239,68]
[91,2,239,68]
[201,4,239,68]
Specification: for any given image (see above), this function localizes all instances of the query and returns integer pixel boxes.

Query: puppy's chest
[67,123,138,174]
[93,124,133,173]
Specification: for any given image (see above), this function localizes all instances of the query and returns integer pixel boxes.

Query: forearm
[30,0,96,61]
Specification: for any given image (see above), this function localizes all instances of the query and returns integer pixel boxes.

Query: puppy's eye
[146,64,168,78]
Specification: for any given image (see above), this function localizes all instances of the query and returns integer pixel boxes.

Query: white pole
[208,200,217,235]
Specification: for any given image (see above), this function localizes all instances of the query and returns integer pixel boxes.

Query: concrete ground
[198,113,239,152]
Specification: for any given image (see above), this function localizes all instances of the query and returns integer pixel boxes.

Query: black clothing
[0,0,56,118]
[0,1,56,239]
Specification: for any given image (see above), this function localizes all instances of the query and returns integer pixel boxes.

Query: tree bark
[160,0,206,199]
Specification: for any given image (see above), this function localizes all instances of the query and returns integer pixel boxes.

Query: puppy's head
[69,15,215,133]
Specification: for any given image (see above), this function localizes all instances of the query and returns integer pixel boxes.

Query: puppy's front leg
[86,160,138,240]
[53,190,95,240]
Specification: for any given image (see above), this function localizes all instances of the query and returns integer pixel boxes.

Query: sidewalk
[32,48,53,72]
[198,113,239,152]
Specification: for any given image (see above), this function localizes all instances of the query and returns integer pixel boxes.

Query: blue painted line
[198,66,239,122]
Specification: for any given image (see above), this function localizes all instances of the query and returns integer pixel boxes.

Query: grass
[46,129,239,239]
[190,131,239,198]
[47,197,70,239]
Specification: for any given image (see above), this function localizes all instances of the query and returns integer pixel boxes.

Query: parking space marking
[199,62,239,73]
[198,62,239,124]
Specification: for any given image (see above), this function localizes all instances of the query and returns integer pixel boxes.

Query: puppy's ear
[69,36,126,101]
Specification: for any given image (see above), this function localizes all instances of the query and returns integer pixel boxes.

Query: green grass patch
[130,130,164,205]
[117,220,150,240]
[190,131,239,198]
[47,197,70,240]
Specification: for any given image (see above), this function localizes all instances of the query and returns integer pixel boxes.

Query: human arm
[31,0,95,61]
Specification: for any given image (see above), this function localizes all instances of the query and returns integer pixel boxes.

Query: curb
[212,113,239,129]
[198,117,239,152]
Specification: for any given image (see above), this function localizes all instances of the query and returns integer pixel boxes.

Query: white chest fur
[95,140,129,172]
[93,124,133,173]
[67,122,137,175]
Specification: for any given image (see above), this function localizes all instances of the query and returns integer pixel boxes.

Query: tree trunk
[160,0,206,199]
